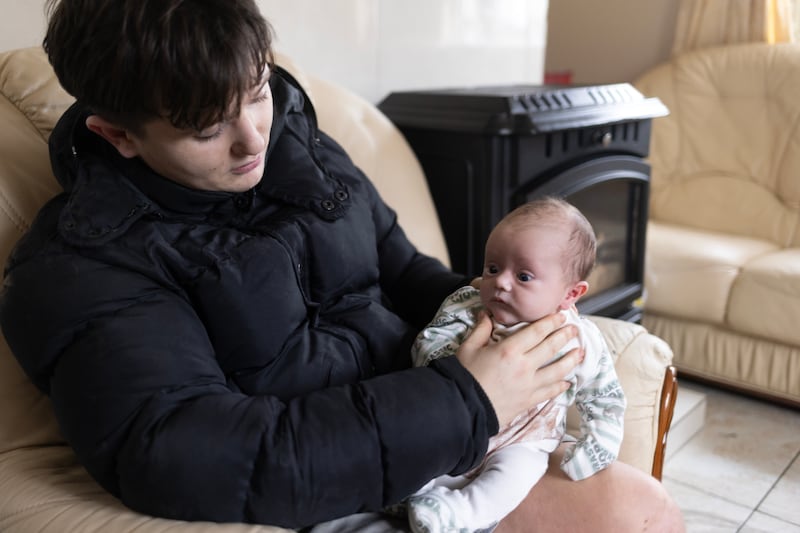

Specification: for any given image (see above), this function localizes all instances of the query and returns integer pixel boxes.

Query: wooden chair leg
[651,365,678,480]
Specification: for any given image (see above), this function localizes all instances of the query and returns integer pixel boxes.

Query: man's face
[123,81,274,192]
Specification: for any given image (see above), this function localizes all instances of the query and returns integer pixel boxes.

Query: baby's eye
[485,264,499,275]
[517,272,533,282]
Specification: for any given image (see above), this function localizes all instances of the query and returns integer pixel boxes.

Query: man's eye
[195,127,224,142]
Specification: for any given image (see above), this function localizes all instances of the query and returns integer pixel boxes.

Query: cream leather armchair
[0,47,675,532]
[635,42,800,407]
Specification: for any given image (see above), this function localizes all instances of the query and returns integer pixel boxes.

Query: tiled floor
[662,380,800,532]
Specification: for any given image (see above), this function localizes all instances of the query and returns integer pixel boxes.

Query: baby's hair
[501,197,596,283]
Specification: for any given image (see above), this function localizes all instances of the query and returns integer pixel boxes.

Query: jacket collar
[49,68,326,246]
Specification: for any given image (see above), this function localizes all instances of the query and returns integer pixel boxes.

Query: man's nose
[232,111,267,155]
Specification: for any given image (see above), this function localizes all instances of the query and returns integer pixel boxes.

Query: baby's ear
[558,281,589,310]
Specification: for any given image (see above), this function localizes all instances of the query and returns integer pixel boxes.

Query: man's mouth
[232,156,262,174]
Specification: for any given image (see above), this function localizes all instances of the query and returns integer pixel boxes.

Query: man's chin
[228,170,263,192]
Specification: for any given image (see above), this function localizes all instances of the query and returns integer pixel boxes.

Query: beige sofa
[0,46,676,532]
[635,43,800,408]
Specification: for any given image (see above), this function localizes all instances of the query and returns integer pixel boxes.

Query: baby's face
[479,222,573,326]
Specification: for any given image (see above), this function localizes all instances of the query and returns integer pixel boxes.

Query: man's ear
[84,115,140,158]
[558,281,589,310]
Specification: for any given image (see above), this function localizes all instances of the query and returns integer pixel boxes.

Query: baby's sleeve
[410,286,481,367]
[560,318,626,480]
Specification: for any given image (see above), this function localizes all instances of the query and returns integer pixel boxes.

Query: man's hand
[455,311,582,428]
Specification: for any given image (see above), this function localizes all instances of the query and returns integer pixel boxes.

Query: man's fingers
[529,380,571,408]
[523,321,577,368]
[456,313,492,364]
[535,346,583,383]
[460,311,492,351]
[497,312,564,355]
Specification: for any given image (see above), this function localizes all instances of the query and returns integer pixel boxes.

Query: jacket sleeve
[0,236,496,529]
[351,167,470,329]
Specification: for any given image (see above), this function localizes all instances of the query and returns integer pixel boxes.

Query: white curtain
[672,0,794,55]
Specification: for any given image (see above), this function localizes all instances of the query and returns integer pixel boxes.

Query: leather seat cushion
[728,248,800,346]
[645,222,777,323]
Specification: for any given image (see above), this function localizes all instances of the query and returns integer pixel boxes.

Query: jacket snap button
[321,199,336,211]
[334,190,348,201]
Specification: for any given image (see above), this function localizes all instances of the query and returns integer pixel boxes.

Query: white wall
[0,2,48,52]
[0,0,549,104]
[261,0,548,102]
[545,0,680,85]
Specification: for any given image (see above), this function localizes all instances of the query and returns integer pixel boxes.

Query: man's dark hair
[44,0,274,134]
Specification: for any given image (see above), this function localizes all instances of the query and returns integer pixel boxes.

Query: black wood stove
[379,83,667,321]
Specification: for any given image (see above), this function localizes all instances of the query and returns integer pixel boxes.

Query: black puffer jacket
[0,70,497,528]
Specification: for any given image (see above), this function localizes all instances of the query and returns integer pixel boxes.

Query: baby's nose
[495,273,512,291]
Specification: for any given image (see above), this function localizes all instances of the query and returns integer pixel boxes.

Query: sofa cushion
[728,248,800,347]
[0,447,292,532]
[644,222,778,323]
[635,43,800,248]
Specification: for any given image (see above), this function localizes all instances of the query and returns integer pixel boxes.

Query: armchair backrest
[635,42,800,248]
[0,47,70,454]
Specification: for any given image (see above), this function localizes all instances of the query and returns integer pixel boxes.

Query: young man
[0,1,683,531]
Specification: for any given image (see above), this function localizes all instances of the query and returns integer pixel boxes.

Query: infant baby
[406,197,626,533]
